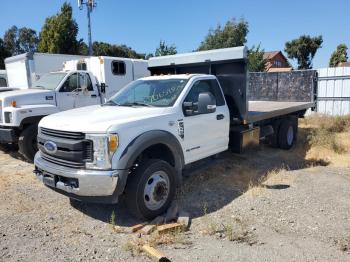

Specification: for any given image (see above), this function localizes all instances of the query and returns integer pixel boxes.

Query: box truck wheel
[125,159,177,220]
[18,124,38,162]
[278,119,295,150]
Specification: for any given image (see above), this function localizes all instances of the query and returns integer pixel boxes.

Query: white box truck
[0,56,149,161]
[33,47,317,219]
[4,52,87,89]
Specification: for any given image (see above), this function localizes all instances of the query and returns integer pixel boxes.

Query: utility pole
[78,0,97,56]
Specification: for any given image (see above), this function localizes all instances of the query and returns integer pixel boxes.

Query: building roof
[338,61,350,67]
[267,67,292,72]
[263,51,289,63]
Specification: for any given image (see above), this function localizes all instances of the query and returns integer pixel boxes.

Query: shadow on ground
[48,126,331,226]
[0,144,28,162]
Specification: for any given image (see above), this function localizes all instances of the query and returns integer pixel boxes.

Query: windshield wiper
[103,100,120,106]
[120,102,153,107]
[33,85,47,89]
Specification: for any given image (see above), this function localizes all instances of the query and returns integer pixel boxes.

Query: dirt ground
[0,118,350,261]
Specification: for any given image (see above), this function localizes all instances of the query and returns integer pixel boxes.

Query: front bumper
[0,127,17,143]
[34,152,120,203]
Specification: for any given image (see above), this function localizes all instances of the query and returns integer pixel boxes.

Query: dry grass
[302,114,350,167]
[247,167,289,198]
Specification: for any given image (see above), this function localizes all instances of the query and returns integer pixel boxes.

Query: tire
[18,124,38,162]
[268,120,281,148]
[125,159,177,220]
[278,119,295,150]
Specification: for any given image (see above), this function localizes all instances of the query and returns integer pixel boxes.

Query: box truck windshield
[32,72,67,90]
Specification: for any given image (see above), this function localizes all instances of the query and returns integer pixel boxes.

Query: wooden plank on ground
[142,245,171,262]
[156,222,184,234]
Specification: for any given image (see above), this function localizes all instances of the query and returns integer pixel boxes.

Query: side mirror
[100,83,106,93]
[198,92,216,114]
[183,92,216,116]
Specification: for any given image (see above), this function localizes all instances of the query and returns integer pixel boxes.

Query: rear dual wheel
[269,118,297,150]
[278,119,296,150]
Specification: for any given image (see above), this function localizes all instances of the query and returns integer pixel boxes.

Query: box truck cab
[34,47,317,220]
[0,56,149,161]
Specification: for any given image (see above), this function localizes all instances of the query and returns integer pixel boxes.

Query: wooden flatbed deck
[246,101,315,123]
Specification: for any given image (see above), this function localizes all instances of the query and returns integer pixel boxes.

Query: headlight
[85,134,118,170]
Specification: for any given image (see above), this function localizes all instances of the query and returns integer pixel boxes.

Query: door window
[184,79,225,106]
[183,79,225,116]
[79,73,93,91]
[60,73,93,92]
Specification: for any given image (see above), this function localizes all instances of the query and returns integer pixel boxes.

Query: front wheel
[18,124,38,162]
[125,159,177,220]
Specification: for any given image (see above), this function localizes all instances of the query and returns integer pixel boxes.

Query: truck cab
[34,73,229,219]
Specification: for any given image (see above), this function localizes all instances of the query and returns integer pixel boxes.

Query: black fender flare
[115,130,184,195]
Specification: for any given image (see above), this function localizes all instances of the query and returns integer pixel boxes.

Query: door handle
[216,114,224,120]
[91,94,97,98]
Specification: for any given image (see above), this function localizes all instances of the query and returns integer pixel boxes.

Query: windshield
[108,78,189,107]
[32,72,67,90]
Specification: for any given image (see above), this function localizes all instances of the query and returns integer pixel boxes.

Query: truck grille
[40,127,85,140]
[41,153,85,169]
[38,128,93,168]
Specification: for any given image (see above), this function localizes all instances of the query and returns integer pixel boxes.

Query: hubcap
[287,126,294,145]
[143,171,170,211]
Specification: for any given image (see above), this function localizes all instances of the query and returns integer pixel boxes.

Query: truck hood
[39,105,169,133]
[0,89,55,107]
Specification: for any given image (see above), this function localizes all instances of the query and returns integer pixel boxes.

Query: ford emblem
[44,141,57,154]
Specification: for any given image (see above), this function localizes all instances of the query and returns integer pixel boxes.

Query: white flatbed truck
[34,46,316,219]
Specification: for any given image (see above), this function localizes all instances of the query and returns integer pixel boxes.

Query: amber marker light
[108,134,119,153]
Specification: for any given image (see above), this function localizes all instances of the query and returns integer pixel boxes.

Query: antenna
[78,0,97,56]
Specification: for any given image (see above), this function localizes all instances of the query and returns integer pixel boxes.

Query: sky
[1,0,349,68]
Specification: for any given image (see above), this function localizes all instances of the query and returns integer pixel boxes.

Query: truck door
[74,72,100,107]
[56,72,99,110]
[56,73,79,111]
[182,79,230,163]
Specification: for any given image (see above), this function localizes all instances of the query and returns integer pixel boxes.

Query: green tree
[92,41,144,58]
[3,25,38,55]
[247,44,267,72]
[154,41,177,56]
[78,40,88,55]
[3,26,20,55]
[284,35,323,69]
[329,44,348,67]
[197,18,248,51]
[18,27,39,53]
[0,38,11,69]
[38,2,79,54]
